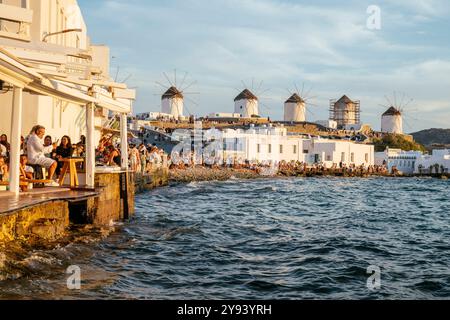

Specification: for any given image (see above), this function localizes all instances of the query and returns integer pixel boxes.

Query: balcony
[0,4,33,42]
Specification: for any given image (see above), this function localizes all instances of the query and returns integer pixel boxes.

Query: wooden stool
[58,158,84,187]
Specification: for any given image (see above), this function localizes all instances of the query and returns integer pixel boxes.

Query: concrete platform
[0,188,99,216]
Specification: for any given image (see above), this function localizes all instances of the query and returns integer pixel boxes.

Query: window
[268,144,272,154]
[303,150,309,154]
[351,153,355,163]
[341,152,346,162]
[326,155,332,161]
[365,153,369,163]
[293,145,297,154]
[257,144,260,153]
[279,145,283,154]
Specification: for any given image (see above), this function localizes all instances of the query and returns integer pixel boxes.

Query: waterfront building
[207,113,241,119]
[375,148,422,175]
[161,86,184,120]
[284,93,306,122]
[234,89,259,118]
[0,0,135,193]
[381,106,403,134]
[415,149,450,174]
[315,120,338,130]
[206,125,374,167]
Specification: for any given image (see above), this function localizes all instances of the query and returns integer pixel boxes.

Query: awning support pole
[120,113,129,170]
[9,86,23,195]
[85,102,95,188]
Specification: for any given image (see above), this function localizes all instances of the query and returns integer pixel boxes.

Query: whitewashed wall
[284,102,306,122]
[234,99,259,118]
[381,115,403,134]
[162,97,184,119]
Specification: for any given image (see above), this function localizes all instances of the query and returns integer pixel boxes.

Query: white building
[0,0,135,193]
[381,107,403,134]
[415,149,450,174]
[375,148,422,175]
[136,112,175,121]
[316,120,338,130]
[204,125,374,167]
[234,89,259,118]
[207,113,241,119]
[284,93,306,122]
[0,0,134,145]
[161,86,184,119]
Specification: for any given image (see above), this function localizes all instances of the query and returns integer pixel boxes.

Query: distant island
[411,129,450,149]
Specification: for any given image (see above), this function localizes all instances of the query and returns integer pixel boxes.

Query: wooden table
[58,158,84,187]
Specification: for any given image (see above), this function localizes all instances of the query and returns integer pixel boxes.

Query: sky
[78,0,450,132]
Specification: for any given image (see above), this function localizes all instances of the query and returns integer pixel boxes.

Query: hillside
[412,129,450,147]
[372,134,427,152]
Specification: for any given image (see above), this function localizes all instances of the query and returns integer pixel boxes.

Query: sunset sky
[78,0,450,131]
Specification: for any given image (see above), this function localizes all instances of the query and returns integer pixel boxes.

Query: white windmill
[155,70,199,120]
[233,79,272,119]
[284,83,317,122]
[380,92,416,134]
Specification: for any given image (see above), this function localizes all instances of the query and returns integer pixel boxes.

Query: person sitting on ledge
[0,155,9,182]
[20,154,34,180]
[27,125,59,187]
[106,145,121,167]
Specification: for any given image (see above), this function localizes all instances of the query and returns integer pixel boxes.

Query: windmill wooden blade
[385,95,394,107]
[163,72,174,87]
[306,108,315,116]
[260,102,271,112]
[185,96,199,106]
[155,81,168,89]
[179,71,189,90]
[256,80,264,94]
[399,92,406,108]
[294,83,300,95]
[182,80,197,92]
[403,117,414,130]
[304,86,313,99]
[306,102,319,108]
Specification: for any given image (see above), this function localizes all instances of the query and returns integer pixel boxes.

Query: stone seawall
[0,201,69,243]
[135,167,170,193]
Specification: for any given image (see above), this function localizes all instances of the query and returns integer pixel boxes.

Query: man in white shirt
[27,125,59,187]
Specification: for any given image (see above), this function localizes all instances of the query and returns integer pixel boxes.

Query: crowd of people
[95,136,167,174]
[0,127,86,187]
[1,126,170,189]
[167,150,389,177]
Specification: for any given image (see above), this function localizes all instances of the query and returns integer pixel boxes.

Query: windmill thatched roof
[234,89,258,102]
[285,93,305,104]
[162,86,183,100]
[383,106,402,116]
[337,95,355,104]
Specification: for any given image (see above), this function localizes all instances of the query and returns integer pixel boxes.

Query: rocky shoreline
[169,167,265,183]
[169,166,450,183]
